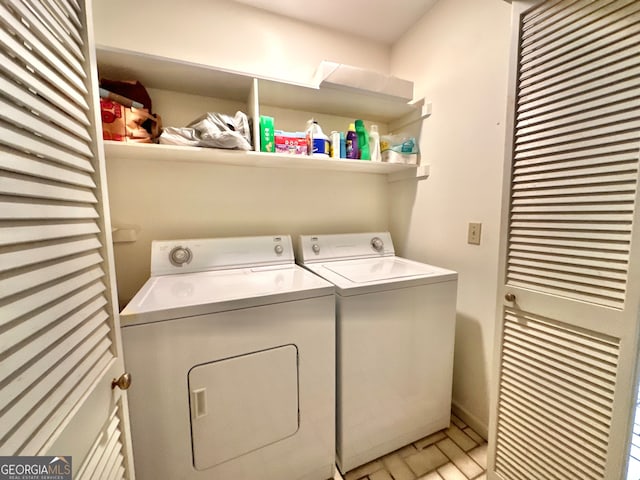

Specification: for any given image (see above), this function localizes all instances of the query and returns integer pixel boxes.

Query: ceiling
[230,0,439,45]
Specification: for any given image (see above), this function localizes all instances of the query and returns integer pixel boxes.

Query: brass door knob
[111,372,132,390]
[505,293,516,302]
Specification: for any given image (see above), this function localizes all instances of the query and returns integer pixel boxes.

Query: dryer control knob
[274,244,284,255]
[169,246,192,266]
[312,243,320,254]
[371,237,384,252]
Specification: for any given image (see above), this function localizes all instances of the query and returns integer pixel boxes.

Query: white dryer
[298,232,458,473]
[120,235,335,480]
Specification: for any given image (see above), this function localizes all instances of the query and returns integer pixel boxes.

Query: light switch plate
[468,222,482,245]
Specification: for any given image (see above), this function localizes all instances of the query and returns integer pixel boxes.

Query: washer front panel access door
[189,345,299,471]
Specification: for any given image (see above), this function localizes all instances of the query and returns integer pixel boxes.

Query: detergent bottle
[345,123,358,159]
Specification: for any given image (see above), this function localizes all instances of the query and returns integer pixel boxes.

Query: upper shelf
[96,46,254,102]
[95,46,421,124]
[97,47,429,181]
[102,141,421,178]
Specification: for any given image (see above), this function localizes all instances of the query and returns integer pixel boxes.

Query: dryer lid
[120,264,333,325]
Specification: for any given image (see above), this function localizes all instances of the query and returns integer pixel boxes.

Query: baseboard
[451,401,489,441]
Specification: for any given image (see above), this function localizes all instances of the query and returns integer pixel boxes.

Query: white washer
[298,232,458,473]
[120,235,335,480]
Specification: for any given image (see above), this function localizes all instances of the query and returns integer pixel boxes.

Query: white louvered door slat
[520,4,640,75]
[0,201,99,220]
[0,251,104,298]
[0,123,95,171]
[0,76,91,140]
[1,273,105,345]
[76,406,126,480]
[0,51,90,124]
[0,0,134,478]
[0,308,108,405]
[489,1,640,479]
[0,147,96,187]
[0,221,100,245]
[20,0,84,60]
[0,238,102,272]
[0,97,94,156]
[4,0,85,78]
[40,0,83,45]
[0,3,86,92]
[518,56,640,111]
[521,0,638,53]
[0,30,87,109]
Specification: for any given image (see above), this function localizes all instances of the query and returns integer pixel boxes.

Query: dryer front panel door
[188,344,299,470]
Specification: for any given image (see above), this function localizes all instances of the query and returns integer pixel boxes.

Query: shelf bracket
[388,100,432,133]
[388,164,430,183]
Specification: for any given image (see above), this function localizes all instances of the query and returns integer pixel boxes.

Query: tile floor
[335,414,487,480]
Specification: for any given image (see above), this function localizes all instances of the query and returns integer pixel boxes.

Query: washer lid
[120,264,334,326]
[324,256,437,283]
[305,257,457,295]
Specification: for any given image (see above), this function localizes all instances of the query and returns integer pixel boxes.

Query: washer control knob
[274,244,284,255]
[371,237,384,252]
[169,246,192,267]
[312,243,320,254]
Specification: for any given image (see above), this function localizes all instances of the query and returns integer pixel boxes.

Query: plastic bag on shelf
[379,134,418,154]
[159,111,252,150]
[379,134,419,164]
[157,127,201,147]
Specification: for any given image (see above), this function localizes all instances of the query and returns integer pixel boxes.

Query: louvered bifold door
[490,1,640,479]
[0,0,133,475]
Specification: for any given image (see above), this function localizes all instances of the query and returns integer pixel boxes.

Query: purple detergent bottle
[346,123,359,159]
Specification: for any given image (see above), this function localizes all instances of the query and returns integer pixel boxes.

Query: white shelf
[103,141,419,176]
[97,46,254,102]
[258,78,419,123]
[96,46,420,124]
[97,47,428,180]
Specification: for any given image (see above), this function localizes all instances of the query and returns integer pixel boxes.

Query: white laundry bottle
[369,124,382,162]
[305,119,330,157]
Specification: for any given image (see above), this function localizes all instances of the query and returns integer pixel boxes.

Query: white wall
[95,0,514,435]
[107,154,389,307]
[390,0,512,435]
[92,0,390,84]
[93,0,393,306]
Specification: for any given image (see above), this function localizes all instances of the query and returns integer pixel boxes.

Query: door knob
[505,293,516,302]
[111,372,132,390]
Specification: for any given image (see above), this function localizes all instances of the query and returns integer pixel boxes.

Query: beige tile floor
[335,414,487,480]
